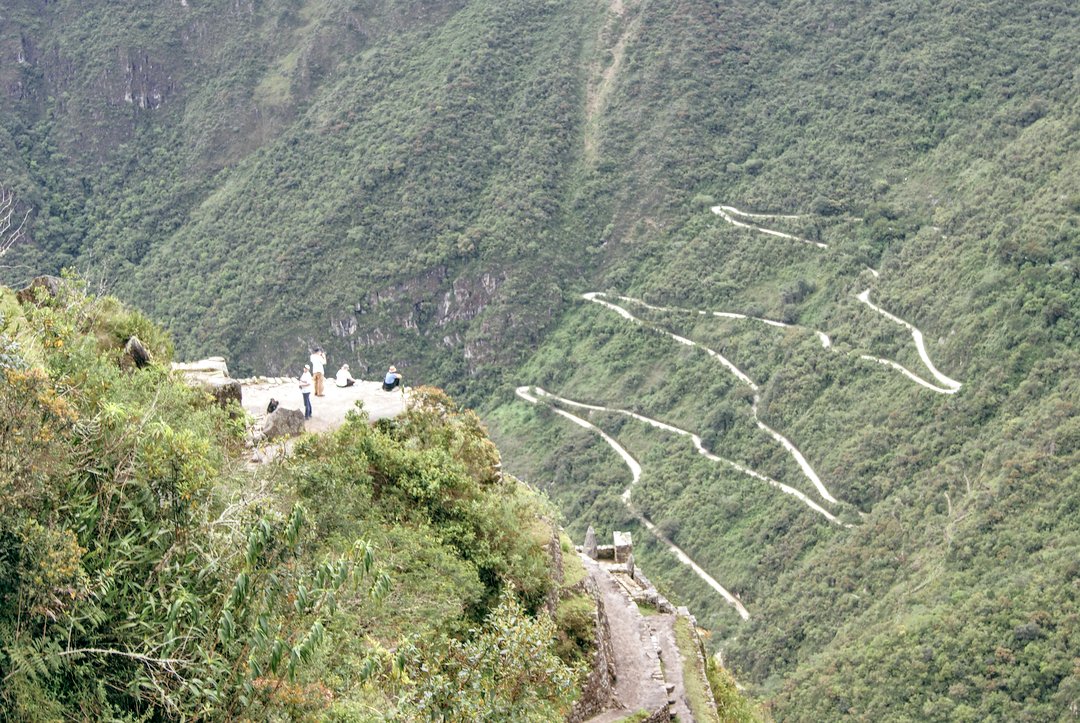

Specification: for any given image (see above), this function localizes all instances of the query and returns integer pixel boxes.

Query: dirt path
[583,293,842,506]
[610,292,833,348]
[607,290,962,397]
[711,205,828,248]
[711,204,963,395]
[510,203,967,624]
[517,387,752,620]
[857,354,959,394]
[716,206,803,221]
[520,386,845,526]
[584,0,637,161]
[856,289,962,393]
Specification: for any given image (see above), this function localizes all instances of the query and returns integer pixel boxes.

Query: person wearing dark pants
[299,364,314,419]
[382,365,402,392]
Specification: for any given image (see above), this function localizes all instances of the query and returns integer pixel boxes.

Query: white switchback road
[515,386,753,620]
[510,202,966,620]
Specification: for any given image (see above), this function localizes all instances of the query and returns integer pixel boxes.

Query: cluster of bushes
[0,279,582,720]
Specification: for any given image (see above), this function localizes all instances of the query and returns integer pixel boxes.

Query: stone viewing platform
[235,374,407,434]
[172,358,408,461]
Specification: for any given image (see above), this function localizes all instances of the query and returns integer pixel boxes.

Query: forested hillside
[488,0,1080,719]
[1,0,1078,719]
[1,0,601,385]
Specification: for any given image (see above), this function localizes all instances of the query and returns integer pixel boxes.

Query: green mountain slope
[488,0,1080,719]
[1,0,1078,718]
[2,0,602,387]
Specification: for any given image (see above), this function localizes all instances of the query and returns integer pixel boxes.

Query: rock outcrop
[171,357,242,408]
[262,407,306,440]
[16,275,62,304]
[124,336,152,368]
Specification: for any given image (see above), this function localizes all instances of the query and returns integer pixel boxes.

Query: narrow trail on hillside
[584,292,842,506]
[516,387,752,620]
[519,386,846,525]
[513,202,966,621]
[856,289,962,393]
[609,293,833,348]
[711,205,828,248]
[611,292,959,394]
[709,205,963,394]
[584,0,637,162]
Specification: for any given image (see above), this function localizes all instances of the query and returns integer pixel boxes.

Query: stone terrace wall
[566,571,617,723]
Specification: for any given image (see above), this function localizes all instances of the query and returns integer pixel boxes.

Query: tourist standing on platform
[299,364,313,419]
[310,347,327,397]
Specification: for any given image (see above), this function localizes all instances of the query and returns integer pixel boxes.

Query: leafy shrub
[399,589,577,721]
[554,593,596,664]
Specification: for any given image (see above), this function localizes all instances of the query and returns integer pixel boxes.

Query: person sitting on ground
[335,363,356,388]
[382,365,402,392]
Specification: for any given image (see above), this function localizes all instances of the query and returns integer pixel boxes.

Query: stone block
[584,525,598,559]
[613,531,633,563]
[263,407,306,440]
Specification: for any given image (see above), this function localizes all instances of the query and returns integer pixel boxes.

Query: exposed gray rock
[16,275,63,304]
[199,376,242,407]
[125,336,151,368]
[263,407,305,440]
[172,357,241,408]
[584,525,598,559]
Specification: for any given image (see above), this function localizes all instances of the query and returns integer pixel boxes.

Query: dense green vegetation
[1,0,1077,718]
[489,0,1080,719]
[0,0,602,386]
[0,280,581,719]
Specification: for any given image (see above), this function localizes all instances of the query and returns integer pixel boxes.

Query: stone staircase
[571,530,716,722]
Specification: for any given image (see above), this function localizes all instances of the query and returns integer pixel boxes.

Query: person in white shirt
[310,347,327,397]
[299,365,313,419]
[335,363,356,388]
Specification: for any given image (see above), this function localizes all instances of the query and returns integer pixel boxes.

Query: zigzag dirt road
[513,203,964,619]
[515,386,753,620]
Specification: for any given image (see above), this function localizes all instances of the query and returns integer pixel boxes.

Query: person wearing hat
[335,363,356,388]
[299,364,313,419]
[382,365,402,392]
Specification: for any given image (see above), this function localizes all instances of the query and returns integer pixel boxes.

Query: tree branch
[0,184,30,258]
[56,647,189,668]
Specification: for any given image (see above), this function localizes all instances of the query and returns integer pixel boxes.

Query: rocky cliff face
[327,265,510,374]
